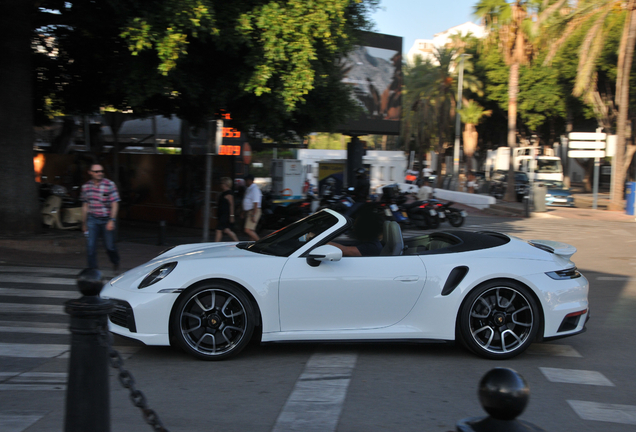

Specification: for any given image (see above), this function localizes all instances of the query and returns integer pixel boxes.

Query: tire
[171,282,255,360]
[424,212,440,229]
[458,281,540,360]
[447,210,464,227]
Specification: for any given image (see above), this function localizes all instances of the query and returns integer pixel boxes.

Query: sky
[370,0,480,53]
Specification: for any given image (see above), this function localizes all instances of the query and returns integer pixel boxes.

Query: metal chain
[98,324,170,432]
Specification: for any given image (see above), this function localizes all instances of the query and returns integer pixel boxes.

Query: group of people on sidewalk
[80,163,264,272]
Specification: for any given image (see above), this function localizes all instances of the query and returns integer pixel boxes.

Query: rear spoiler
[527,239,577,261]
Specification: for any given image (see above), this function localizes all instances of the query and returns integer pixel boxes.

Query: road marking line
[527,343,581,357]
[597,276,634,281]
[0,266,82,276]
[0,275,76,285]
[0,326,69,335]
[568,400,636,425]
[272,353,357,432]
[0,384,66,391]
[539,368,614,386]
[0,412,47,432]
[0,343,69,358]
[0,287,77,299]
[0,304,65,315]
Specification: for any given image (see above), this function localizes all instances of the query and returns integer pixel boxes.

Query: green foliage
[518,59,566,132]
[32,0,378,141]
[459,100,491,125]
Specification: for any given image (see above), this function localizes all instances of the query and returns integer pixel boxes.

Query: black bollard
[64,268,114,432]
[456,368,546,432]
[523,195,530,218]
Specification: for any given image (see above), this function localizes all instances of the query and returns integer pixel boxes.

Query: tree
[543,0,636,210]
[474,0,568,201]
[1,0,378,236]
[0,1,39,235]
[459,100,492,170]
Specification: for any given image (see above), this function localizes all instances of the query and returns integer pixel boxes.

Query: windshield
[244,211,340,257]
[544,180,565,189]
[536,159,562,173]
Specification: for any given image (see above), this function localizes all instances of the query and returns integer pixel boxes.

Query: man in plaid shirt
[81,163,120,271]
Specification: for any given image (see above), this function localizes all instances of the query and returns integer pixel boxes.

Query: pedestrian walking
[215,177,239,242]
[242,174,262,241]
[81,163,120,271]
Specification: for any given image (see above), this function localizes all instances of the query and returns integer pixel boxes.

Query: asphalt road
[0,212,635,432]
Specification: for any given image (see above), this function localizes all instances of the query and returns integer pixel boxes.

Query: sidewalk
[0,204,633,271]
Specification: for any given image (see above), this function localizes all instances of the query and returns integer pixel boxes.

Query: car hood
[108,242,266,289]
[546,188,571,196]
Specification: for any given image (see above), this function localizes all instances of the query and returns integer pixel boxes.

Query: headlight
[138,262,178,289]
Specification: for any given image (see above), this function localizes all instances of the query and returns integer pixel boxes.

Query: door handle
[394,275,419,282]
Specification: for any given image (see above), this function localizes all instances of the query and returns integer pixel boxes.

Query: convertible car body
[102,209,589,360]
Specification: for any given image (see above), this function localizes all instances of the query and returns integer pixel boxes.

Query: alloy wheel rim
[468,287,533,354]
[180,289,247,356]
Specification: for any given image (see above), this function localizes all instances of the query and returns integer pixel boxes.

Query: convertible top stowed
[404,230,510,255]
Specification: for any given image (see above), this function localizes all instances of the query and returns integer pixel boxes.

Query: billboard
[337,31,403,136]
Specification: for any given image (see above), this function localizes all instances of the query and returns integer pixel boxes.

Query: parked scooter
[318,187,356,214]
[424,198,466,227]
[41,185,82,230]
[400,200,440,229]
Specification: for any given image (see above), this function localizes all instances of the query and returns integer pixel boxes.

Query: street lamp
[453,54,468,189]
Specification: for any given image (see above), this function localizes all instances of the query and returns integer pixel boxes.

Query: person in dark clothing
[215,177,239,242]
[329,204,383,256]
[353,168,370,203]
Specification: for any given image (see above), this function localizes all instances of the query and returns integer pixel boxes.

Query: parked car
[103,209,589,361]
[543,181,575,207]
[489,170,529,202]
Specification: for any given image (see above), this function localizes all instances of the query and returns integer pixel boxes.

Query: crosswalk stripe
[0,326,69,335]
[0,275,76,285]
[568,400,636,425]
[0,412,46,432]
[272,352,357,432]
[0,342,68,358]
[0,287,77,299]
[0,304,65,315]
[0,266,82,276]
[540,367,614,386]
[527,343,581,357]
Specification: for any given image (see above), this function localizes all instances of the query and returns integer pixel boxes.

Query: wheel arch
[455,277,545,342]
[168,277,263,344]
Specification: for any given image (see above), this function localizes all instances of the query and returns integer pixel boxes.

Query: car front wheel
[458,281,540,359]
[171,282,255,360]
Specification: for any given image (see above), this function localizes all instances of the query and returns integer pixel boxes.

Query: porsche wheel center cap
[493,313,506,325]
[208,313,222,328]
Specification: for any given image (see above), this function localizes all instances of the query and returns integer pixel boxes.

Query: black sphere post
[456,368,546,432]
[64,269,114,432]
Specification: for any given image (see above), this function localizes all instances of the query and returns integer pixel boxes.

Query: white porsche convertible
[102,209,589,361]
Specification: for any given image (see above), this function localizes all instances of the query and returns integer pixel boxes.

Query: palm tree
[474,0,568,201]
[460,100,492,170]
[543,0,636,211]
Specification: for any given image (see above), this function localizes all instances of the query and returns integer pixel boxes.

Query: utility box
[626,181,635,216]
[533,183,547,213]
[270,159,304,198]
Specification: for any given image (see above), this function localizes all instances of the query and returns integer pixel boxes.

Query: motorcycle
[319,187,356,214]
[400,200,439,229]
[41,184,83,230]
[257,192,315,232]
[424,199,466,227]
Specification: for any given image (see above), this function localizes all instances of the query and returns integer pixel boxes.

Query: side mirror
[306,245,342,267]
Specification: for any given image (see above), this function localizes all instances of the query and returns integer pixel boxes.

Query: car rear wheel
[458,281,539,360]
[171,282,255,360]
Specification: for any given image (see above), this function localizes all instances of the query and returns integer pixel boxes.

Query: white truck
[485,146,563,182]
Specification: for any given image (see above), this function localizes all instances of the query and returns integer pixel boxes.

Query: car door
[278,254,426,332]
